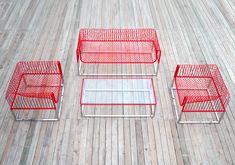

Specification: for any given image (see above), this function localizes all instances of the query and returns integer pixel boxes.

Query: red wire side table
[5,61,64,121]
[80,78,157,117]
[76,29,161,76]
[170,64,230,124]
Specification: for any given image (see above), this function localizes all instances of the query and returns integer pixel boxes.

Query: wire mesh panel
[76,29,161,75]
[171,64,230,123]
[80,78,157,117]
[5,61,64,121]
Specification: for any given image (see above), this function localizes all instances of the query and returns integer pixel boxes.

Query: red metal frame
[173,64,230,112]
[6,61,63,111]
[76,29,161,64]
[80,77,157,106]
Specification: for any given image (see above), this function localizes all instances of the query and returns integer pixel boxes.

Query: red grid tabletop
[80,78,157,106]
[76,29,161,64]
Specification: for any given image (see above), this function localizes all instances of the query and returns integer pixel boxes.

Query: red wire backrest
[174,64,214,77]
[211,65,230,109]
[76,29,161,63]
[5,63,24,105]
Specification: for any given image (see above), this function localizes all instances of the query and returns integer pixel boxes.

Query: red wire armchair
[6,61,64,121]
[76,28,161,76]
[170,64,230,124]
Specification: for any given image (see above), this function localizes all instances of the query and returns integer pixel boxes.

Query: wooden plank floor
[0,0,235,164]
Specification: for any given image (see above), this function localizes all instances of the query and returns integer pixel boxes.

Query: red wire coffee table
[6,61,64,121]
[76,29,161,76]
[170,64,230,124]
[80,78,157,117]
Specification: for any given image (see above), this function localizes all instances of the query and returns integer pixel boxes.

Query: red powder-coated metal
[6,61,63,110]
[76,29,161,64]
[173,64,230,112]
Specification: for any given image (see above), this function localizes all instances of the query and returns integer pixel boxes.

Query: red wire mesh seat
[6,61,64,121]
[171,64,230,124]
[76,29,161,75]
